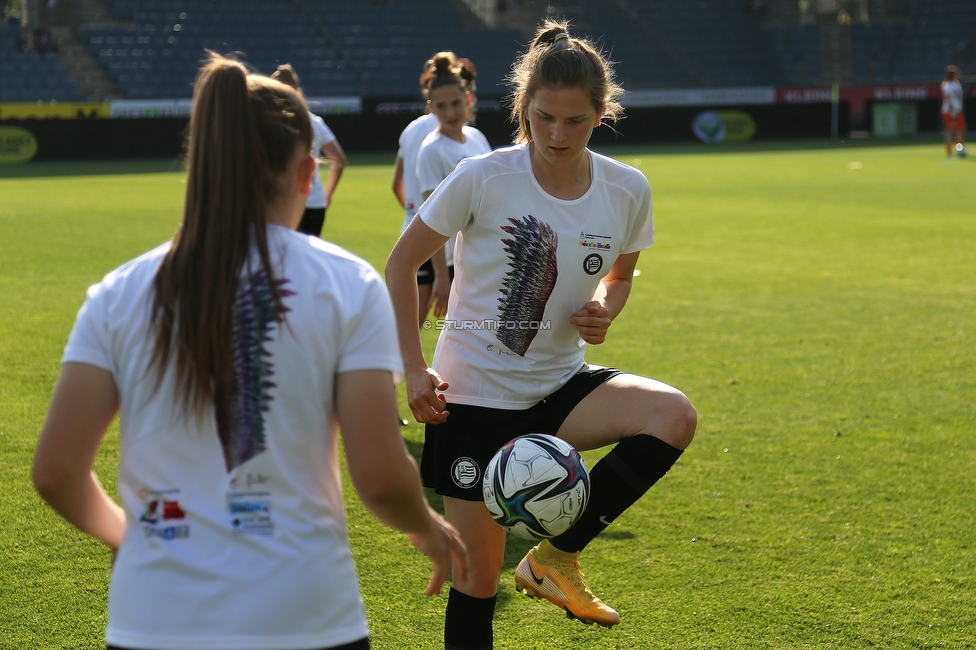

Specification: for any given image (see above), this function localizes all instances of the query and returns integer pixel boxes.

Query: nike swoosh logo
[599,516,612,526]
[528,563,545,585]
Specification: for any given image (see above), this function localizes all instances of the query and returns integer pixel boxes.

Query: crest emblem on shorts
[451,456,481,488]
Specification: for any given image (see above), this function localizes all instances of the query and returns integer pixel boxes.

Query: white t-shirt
[419,143,654,409]
[396,113,439,233]
[64,226,402,650]
[307,112,338,209]
[417,126,492,268]
[942,80,963,116]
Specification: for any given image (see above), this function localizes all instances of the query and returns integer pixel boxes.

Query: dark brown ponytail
[150,53,312,415]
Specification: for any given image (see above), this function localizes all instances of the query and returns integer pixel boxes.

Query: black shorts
[417,259,454,286]
[297,207,327,237]
[420,365,621,501]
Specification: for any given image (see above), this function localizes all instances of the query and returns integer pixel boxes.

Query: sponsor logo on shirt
[579,231,612,250]
[227,492,274,536]
[138,488,190,540]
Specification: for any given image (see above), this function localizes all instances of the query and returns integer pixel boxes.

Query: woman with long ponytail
[33,53,464,650]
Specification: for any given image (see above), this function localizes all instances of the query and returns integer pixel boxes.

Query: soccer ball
[956,143,968,158]
[483,433,590,540]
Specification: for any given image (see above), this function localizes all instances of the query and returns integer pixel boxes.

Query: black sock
[550,435,684,554]
[444,587,496,650]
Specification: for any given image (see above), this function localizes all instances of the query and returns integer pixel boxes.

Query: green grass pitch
[1,140,974,649]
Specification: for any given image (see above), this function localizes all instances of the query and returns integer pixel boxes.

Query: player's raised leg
[516,373,696,626]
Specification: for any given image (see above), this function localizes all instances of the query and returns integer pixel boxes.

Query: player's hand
[407,507,468,596]
[569,300,612,345]
[405,365,450,424]
[428,274,450,319]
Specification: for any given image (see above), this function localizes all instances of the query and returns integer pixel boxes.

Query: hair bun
[434,55,453,73]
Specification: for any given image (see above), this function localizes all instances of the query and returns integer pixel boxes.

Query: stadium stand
[885,0,976,83]
[0,24,87,102]
[851,19,905,84]
[3,0,975,103]
[81,0,363,100]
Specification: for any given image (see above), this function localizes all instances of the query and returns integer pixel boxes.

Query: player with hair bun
[416,53,491,323]
[386,20,697,648]
[33,52,464,650]
[393,51,482,327]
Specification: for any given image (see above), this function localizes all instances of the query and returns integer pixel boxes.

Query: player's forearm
[601,277,633,321]
[324,161,345,203]
[355,458,439,535]
[385,254,427,368]
[35,470,125,549]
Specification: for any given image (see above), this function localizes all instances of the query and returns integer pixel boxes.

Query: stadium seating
[886,0,975,83]
[0,25,87,102]
[4,0,975,103]
[850,19,903,84]
[609,0,788,87]
[766,22,820,86]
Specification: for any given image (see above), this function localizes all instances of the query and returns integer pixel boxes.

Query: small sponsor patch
[227,492,274,536]
[138,488,190,540]
[578,231,612,250]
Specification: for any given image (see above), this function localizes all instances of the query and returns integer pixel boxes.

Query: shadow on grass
[1,135,950,179]
[0,158,187,178]
[0,151,400,179]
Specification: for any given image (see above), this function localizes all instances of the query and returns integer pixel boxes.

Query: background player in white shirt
[941,65,967,157]
[393,52,482,327]
[272,64,347,236]
[416,54,491,324]
[33,53,464,650]
[386,20,697,649]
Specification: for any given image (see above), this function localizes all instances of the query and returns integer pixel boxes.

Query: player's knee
[457,564,503,597]
[659,391,696,450]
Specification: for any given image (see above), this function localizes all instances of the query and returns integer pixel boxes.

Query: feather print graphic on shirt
[215,270,294,472]
[497,215,558,356]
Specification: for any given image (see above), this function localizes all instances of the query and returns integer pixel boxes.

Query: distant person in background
[33,23,56,53]
[415,54,489,323]
[392,51,480,327]
[271,63,347,237]
[941,65,967,157]
[32,53,465,650]
[18,24,33,53]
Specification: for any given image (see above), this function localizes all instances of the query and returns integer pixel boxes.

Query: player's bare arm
[336,369,466,594]
[33,362,125,553]
[386,216,452,423]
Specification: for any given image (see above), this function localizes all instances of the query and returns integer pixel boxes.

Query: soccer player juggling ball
[386,19,697,650]
[33,53,464,650]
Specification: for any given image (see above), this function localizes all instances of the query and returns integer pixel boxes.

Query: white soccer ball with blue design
[956,143,968,158]
[483,433,590,540]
